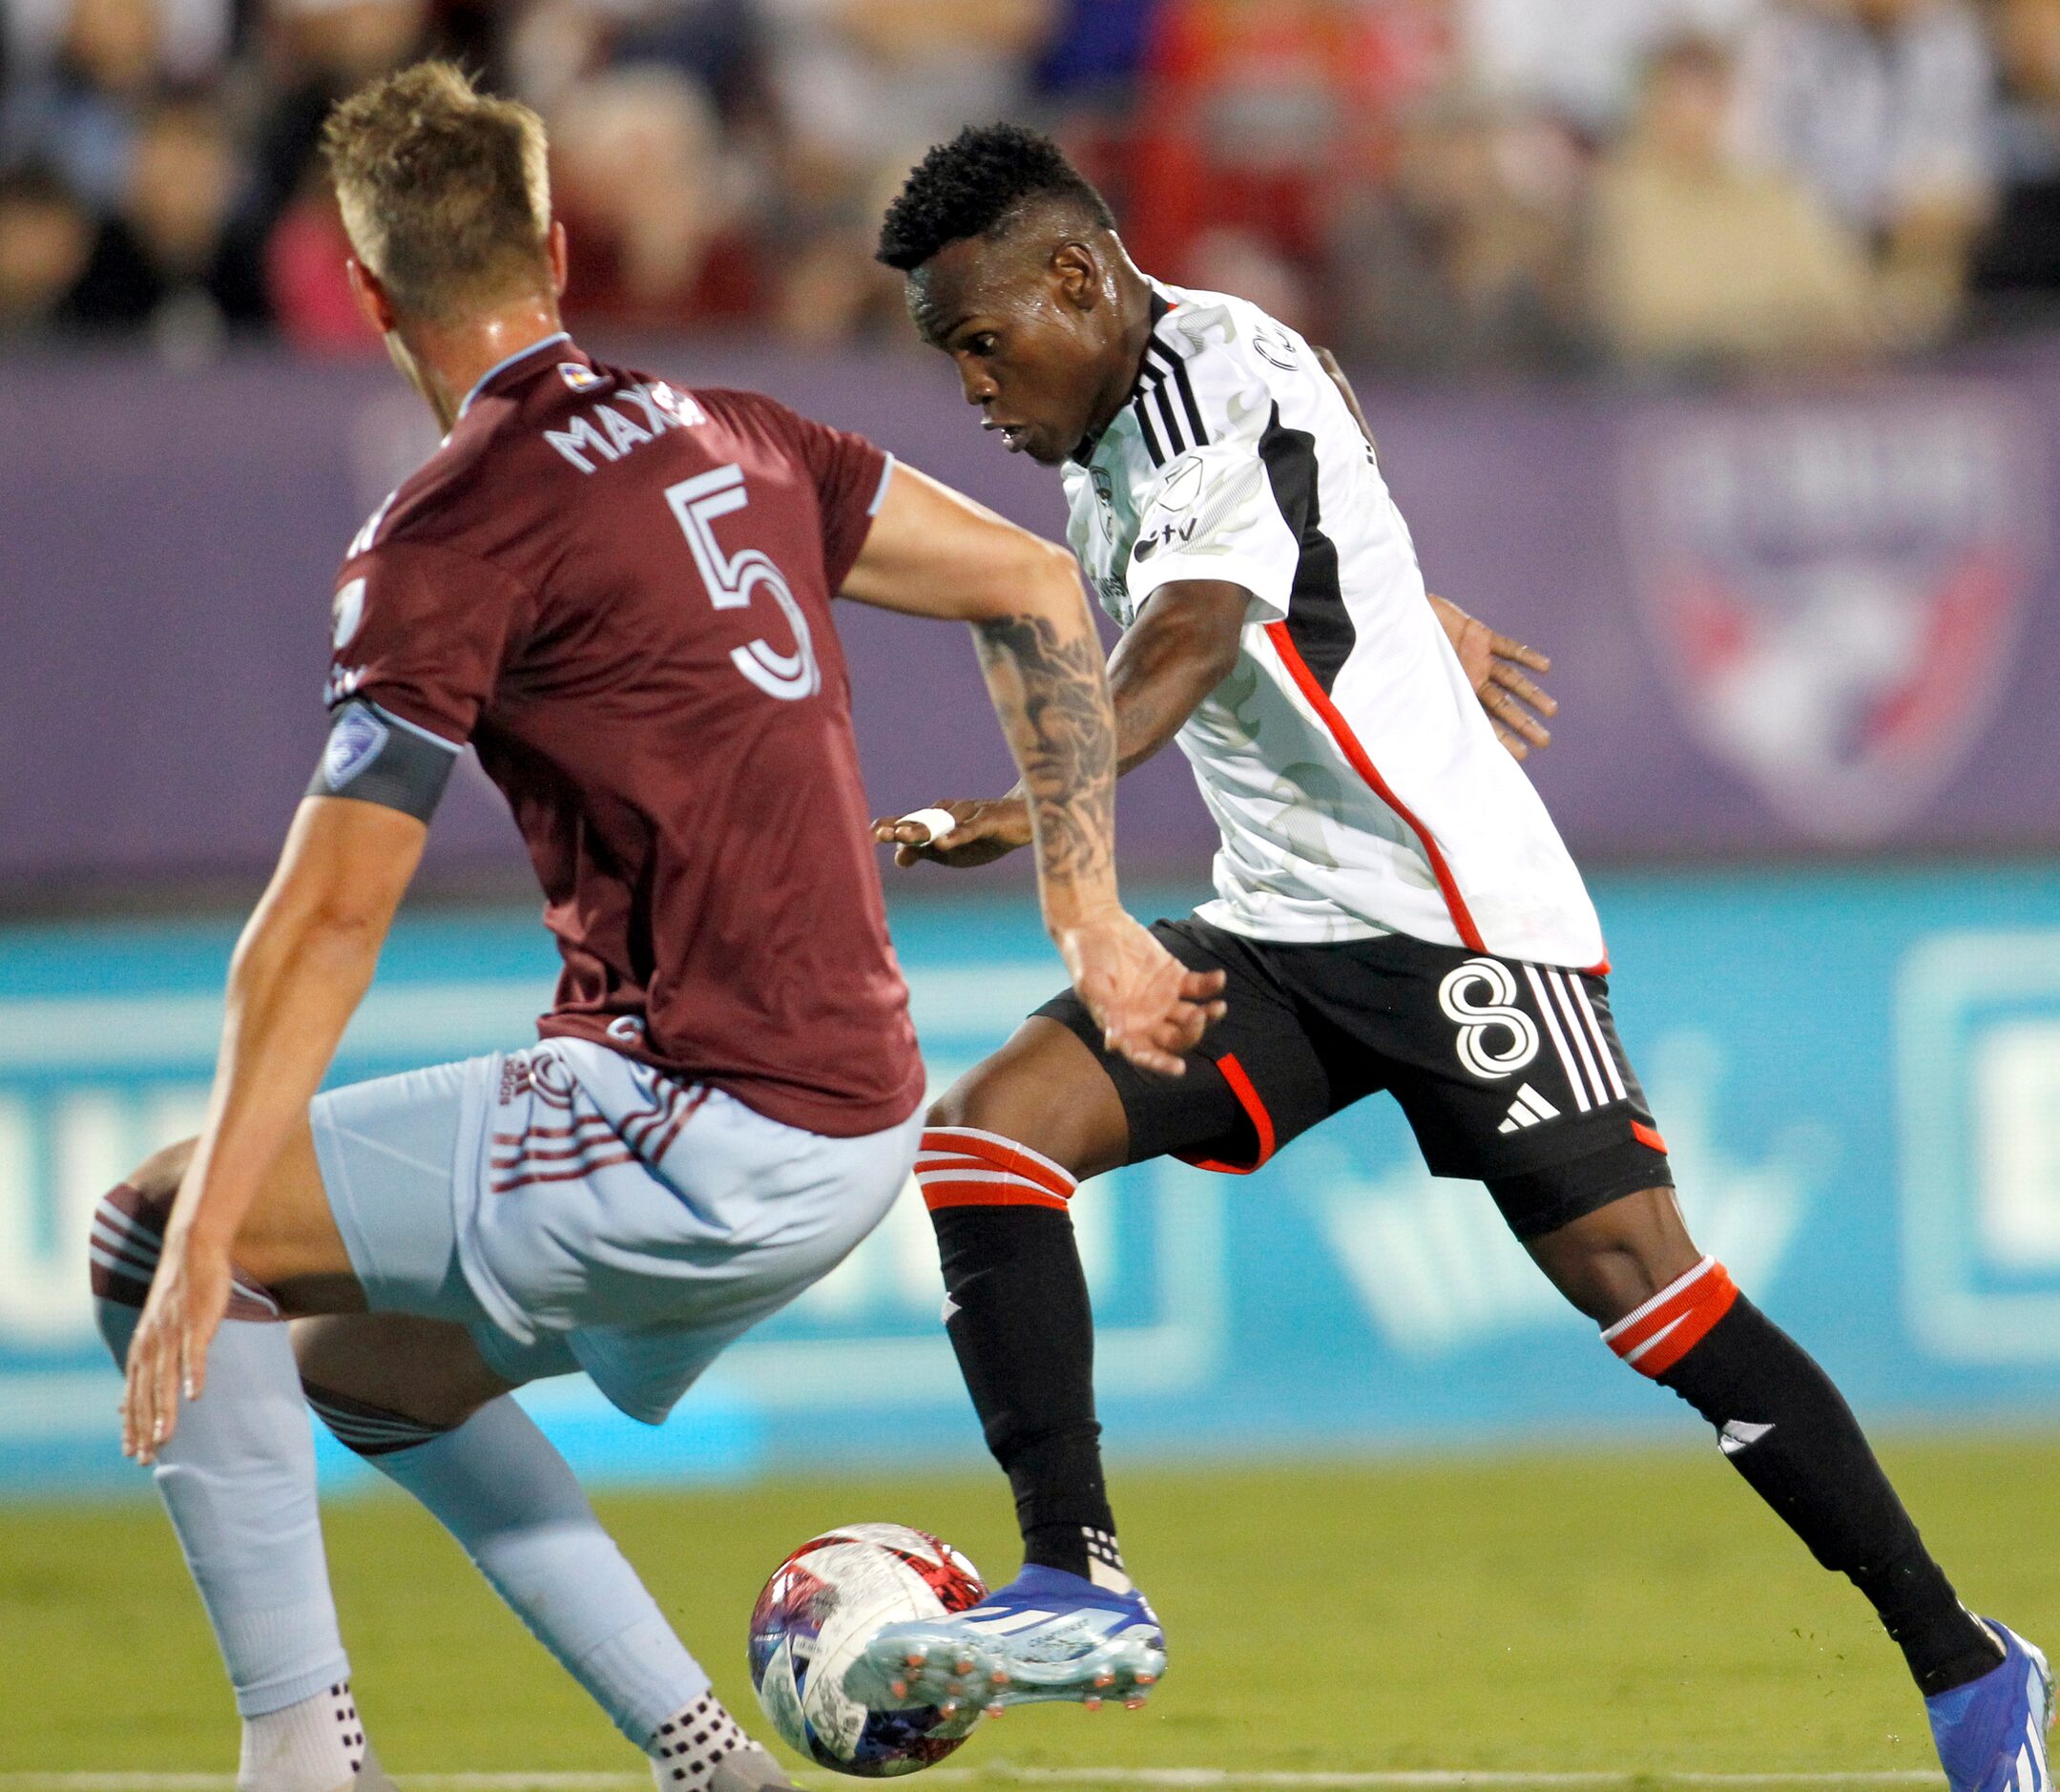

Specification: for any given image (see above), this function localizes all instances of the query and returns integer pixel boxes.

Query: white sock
[237,1680,370,1792]
[647,1690,750,1790]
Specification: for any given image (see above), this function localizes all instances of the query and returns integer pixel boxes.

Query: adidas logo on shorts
[1496,1083,1561,1133]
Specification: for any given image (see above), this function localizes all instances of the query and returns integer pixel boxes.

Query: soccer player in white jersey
[857,126,2051,1792]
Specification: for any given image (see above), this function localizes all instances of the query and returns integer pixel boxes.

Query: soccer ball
[748,1523,987,1777]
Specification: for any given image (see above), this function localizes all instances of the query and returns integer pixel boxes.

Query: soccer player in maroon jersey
[92,66,1221,1792]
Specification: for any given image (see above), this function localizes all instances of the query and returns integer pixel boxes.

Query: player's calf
[300,1317,796,1791]
[90,1166,383,1792]
[1530,1189,2005,1701]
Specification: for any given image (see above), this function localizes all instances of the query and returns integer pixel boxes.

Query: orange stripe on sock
[919,1177,1072,1214]
[915,1128,1077,1214]
[1606,1260,1738,1378]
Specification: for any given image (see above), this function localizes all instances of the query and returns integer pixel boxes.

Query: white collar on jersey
[458,330,573,419]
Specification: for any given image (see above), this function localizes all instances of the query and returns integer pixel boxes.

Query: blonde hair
[322,61,552,323]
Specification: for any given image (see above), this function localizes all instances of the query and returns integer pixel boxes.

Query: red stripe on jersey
[1603,1258,1738,1378]
[1262,620,1487,954]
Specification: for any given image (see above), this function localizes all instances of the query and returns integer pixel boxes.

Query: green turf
[2,1436,2054,1783]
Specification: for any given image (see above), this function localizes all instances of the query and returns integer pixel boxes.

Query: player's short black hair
[876,123,1116,272]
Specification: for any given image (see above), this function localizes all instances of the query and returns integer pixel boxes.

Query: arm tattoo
[972,611,1119,901]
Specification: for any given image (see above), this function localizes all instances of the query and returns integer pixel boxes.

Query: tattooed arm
[843,462,1224,1072]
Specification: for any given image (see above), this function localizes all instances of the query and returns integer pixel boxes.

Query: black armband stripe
[307,698,460,823]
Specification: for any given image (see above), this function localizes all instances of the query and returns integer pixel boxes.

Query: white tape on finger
[900,807,961,846]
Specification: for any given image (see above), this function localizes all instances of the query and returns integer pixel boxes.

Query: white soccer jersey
[1061,283,1606,968]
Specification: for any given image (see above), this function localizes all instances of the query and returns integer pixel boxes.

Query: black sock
[930,1201,1121,1581]
[1655,1294,2001,1696]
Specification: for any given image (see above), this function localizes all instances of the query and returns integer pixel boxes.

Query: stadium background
[4,0,2060,1780]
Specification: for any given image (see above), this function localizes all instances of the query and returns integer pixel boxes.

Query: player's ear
[344,256,398,336]
[547,220,569,298]
[1051,240,1099,313]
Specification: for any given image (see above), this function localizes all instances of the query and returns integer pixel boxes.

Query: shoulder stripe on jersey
[1133,392,1167,467]
[1151,379,1187,457]
[1146,338,1210,447]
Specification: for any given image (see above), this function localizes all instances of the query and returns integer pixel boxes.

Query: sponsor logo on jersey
[1624,394,2043,844]
[558,362,606,392]
[1134,519,1196,562]
[331,575,366,651]
[323,704,388,788]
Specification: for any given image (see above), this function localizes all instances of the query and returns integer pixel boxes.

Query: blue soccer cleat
[1927,1620,2054,1792]
[845,1564,1167,1715]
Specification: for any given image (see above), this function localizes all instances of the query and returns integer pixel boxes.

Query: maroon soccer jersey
[324,333,924,1136]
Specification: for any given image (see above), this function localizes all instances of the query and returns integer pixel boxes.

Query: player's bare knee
[126,1136,197,1207]
[292,1313,512,1448]
[1529,1185,1701,1325]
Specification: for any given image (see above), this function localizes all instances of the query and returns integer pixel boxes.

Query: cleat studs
[905,1651,926,1669]
[889,1680,907,1699]
[954,1655,975,1676]
[1124,1697,1147,1711]
[1135,1673,1158,1686]
[984,1703,1005,1719]
[1084,1698,1103,1714]
[1092,1673,1114,1689]
[989,1669,1009,1686]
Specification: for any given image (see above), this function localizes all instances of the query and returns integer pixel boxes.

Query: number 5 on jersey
[666,464,822,700]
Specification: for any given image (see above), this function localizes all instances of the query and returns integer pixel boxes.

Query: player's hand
[1054,909,1227,1076]
[120,1222,231,1466]
[872,798,1031,868]
[1429,593,1556,760]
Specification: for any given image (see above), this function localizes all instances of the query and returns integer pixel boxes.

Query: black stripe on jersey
[1146,338,1210,448]
[1256,402,1352,695]
[1133,391,1168,466]
[1151,378,1187,456]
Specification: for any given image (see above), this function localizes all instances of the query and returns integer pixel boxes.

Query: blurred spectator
[3,0,236,86]
[0,163,94,334]
[1737,0,1998,340]
[61,93,267,347]
[1970,0,2060,311]
[1462,0,1761,139]
[1,0,165,208]
[1325,96,1588,372]
[551,62,759,325]
[1590,34,1879,370]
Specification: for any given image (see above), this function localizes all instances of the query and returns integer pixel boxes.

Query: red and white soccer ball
[748,1523,988,1778]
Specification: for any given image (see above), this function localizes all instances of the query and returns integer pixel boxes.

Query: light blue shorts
[309,1037,921,1424]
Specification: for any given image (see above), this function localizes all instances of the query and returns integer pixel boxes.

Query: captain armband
[306,698,461,823]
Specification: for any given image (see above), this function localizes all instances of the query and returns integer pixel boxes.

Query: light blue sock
[93,1192,351,1720]
[319,1389,710,1746]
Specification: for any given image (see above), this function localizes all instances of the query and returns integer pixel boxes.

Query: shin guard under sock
[916,1128,1126,1586]
[307,1387,713,1746]
[90,1183,355,1727]
[1607,1258,2001,1696]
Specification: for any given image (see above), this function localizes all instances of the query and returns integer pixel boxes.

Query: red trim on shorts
[1631,1120,1669,1155]
[1177,1052,1279,1176]
[1262,621,1486,953]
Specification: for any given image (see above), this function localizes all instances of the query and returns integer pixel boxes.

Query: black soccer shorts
[1034,916,1673,1241]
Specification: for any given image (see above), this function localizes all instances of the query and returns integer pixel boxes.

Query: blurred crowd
[7,0,2060,374]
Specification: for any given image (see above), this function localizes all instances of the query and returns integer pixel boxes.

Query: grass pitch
[3,1436,2054,1784]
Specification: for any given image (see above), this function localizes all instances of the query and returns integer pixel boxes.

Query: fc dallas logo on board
[1623,394,2041,844]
